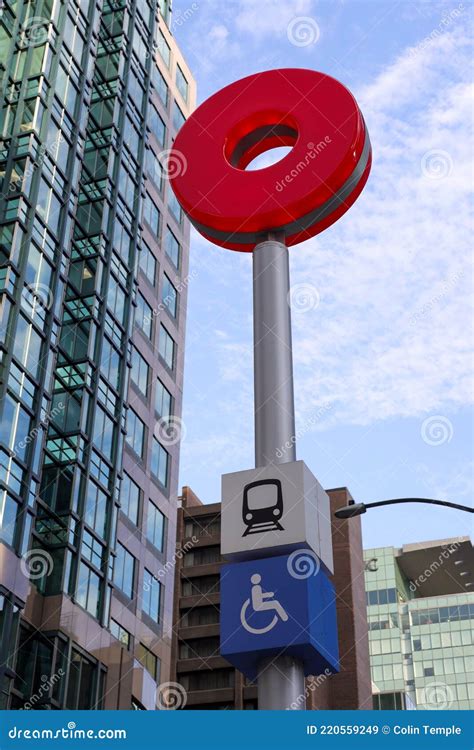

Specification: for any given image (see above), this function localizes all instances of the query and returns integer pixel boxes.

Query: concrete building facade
[364,539,474,710]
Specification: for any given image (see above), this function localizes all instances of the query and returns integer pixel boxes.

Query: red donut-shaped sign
[170,68,371,252]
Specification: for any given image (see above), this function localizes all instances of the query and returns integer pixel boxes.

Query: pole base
[257,655,306,710]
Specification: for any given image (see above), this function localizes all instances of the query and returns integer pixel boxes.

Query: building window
[142,569,161,623]
[181,606,220,627]
[158,325,175,370]
[182,575,220,597]
[151,438,169,487]
[13,314,43,379]
[149,106,166,146]
[156,28,170,67]
[366,587,398,606]
[125,408,145,458]
[138,242,157,286]
[137,643,159,681]
[12,626,54,707]
[75,562,101,619]
[36,177,62,234]
[110,619,131,648]
[180,669,234,692]
[106,279,126,326]
[161,274,177,317]
[180,637,219,659]
[373,692,406,710]
[146,502,165,551]
[92,405,115,461]
[410,604,474,626]
[128,66,145,111]
[176,65,188,102]
[184,546,220,567]
[114,542,135,599]
[164,226,180,268]
[130,347,150,397]
[84,481,108,539]
[184,517,221,538]
[134,293,153,340]
[142,193,160,237]
[120,472,140,526]
[117,166,137,207]
[146,149,163,191]
[123,115,140,161]
[173,102,185,132]
[66,648,103,710]
[155,379,172,419]
[151,65,168,106]
[0,492,19,547]
[168,190,183,225]
[81,530,104,570]
[101,337,120,391]
[114,219,132,262]
[0,394,32,462]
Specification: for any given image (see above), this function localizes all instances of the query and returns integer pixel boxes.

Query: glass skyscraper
[364,538,474,710]
[0,0,194,709]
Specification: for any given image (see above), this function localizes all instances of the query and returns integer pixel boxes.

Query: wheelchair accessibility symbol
[240,573,288,635]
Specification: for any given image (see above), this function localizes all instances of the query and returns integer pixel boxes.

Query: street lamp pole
[253,238,306,710]
[335,497,474,519]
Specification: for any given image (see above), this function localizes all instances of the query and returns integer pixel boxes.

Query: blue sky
[171,0,473,549]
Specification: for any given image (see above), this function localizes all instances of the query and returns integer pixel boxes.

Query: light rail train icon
[242,479,284,537]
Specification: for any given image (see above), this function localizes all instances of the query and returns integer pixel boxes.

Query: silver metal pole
[253,239,306,710]
[253,239,296,467]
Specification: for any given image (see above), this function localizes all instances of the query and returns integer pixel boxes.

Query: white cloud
[288,24,473,427]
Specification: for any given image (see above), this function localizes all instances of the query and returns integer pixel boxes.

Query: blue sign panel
[220,552,339,681]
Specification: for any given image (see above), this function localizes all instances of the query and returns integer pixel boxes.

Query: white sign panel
[221,460,333,573]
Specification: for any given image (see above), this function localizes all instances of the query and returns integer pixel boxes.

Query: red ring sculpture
[170,68,371,252]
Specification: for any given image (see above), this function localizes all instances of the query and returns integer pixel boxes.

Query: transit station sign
[221,461,333,573]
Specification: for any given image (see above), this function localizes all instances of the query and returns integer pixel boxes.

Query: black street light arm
[334,497,474,519]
